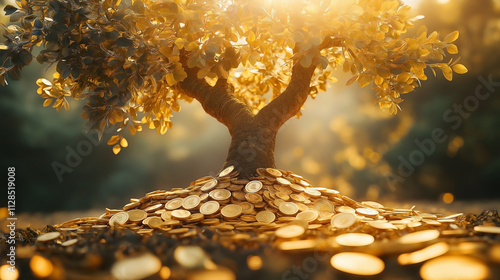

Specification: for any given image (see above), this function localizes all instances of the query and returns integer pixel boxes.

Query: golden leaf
[120,138,128,148]
[452,64,468,74]
[441,65,453,81]
[107,135,121,145]
[112,144,121,155]
[444,31,459,43]
[446,44,458,54]
[43,99,53,107]
[246,31,256,43]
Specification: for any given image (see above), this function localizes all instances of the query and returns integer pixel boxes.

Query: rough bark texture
[177,54,316,178]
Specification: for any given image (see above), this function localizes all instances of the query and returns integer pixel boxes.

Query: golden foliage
[0,0,467,151]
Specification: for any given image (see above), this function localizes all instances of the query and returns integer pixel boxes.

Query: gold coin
[245,180,263,193]
[171,209,191,220]
[256,210,276,223]
[361,201,384,209]
[304,188,321,197]
[218,166,234,177]
[61,239,78,247]
[279,239,317,251]
[37,232,61,242]
[201,179,218,192]
[398,242,449,265]
[165,198,184,210]
[398,229,440,244]
[330,252,384,275]
[143,203,164,212]
[368,221,397,230]
[221,204,243,219]
[330,213,356,229]
[182,195,201,210]
[209,189,231,201]
[279,202,299,215]
[161,211,171,221]
[240,215,257,222]
[474,226,500,234]
[187,213,204,223]
[296,210,319,223]
[200,201,220,215]
[276,192,290,201]
[111,253,162,280]
[266,168,282,177]
[420,255,490,280]
[290,194,305,202]
[199,193,209,202]
[356,207,380,217]
[275,225,305,238]
[147,217,164,228]
[123,201,141,211]
[289,184,305,192]
[245,193,263,204]
[239,202,254,214]
[314,199,334,212]
[109,212,129,226]
[335,233,375,246]
[127,209,148,222]
[336,206,355,213]
[168,228,190,234]
[276,177,291,185]
[232,191,246,200]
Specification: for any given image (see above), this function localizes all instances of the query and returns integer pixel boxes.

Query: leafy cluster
[0,0,467,153]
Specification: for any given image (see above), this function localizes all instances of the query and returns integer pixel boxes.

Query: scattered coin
[111,253,162,280]
[398,230,440,244]
[420,255,490,280]
[279,202,299,215]
[200,201,220,216]
[330,252,385,275]
[60,239,78,247]
[398,242,449,265]
[109,212,129,226]
[127,209,148,222]
[275,225,305,238]
[221,204,243,219]
[356,207,379,217]
[171,209,191,220]
[474,226,500,234]
[296,210,319,223]
[219,166,234,177]
[182,195,201,210]
[245,180,263,193]
[201,179,218,192]
[165,198,184,210]
[331,213,357,229]
[37,232,61,242]
[335,233,375,246]
[265,168,282,177]
[256,210,276,223]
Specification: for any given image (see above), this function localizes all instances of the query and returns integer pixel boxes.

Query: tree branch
[255,62,316,130]
[176,60,253,132]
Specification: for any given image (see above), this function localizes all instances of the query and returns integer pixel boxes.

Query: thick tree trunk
[178,52,316,179]
[223,119,278,178]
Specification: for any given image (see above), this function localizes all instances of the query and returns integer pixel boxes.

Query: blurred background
[1,0,499,215]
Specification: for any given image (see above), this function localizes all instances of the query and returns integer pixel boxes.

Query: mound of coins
[53,166,485,265]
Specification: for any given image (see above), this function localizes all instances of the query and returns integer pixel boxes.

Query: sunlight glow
[403,0,450,8]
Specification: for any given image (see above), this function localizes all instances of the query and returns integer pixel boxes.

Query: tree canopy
[0,0,466,154]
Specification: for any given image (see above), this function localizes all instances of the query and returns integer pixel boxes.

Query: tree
[0,0,467,178]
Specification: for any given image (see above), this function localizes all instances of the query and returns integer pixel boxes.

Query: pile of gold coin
[37,166,499,278]
[54,166,470,240]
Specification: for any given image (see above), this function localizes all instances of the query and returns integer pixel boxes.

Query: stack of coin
[54,166,472,246]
